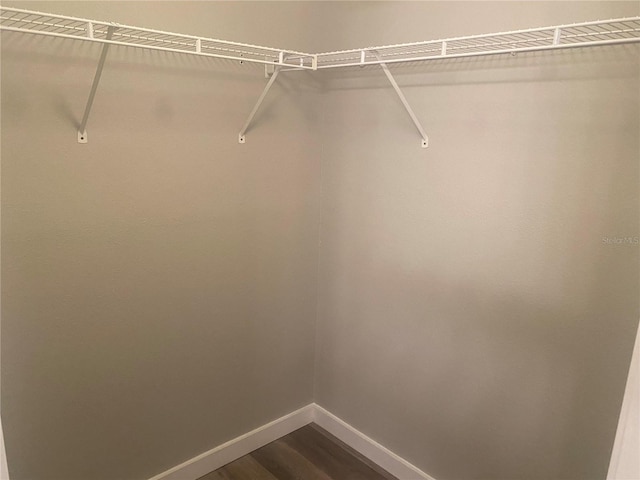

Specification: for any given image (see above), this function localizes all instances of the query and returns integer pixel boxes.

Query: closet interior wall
[314,2,639,480]
[1,2,324,480]
[1,2,639,480]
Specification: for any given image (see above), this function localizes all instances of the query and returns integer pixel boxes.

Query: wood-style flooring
[198,423,399,480]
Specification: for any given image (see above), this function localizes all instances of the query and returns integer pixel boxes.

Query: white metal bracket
[238,66,282,144]
[77,24,116,143]
[265,56,276,78]
[373,52,428,148]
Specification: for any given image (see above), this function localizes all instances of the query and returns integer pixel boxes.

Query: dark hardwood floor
[198,423,399,480]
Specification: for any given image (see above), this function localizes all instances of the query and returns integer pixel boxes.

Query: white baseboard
[148,404,315,480]
[312,404,436,480]
[148,403,436,480]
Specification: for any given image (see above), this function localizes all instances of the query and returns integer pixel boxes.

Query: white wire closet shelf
[315,17,640,68]
[2,6,640,146]
[0,7,316,69]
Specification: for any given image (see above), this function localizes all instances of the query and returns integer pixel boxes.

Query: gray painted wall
[2,2,639,480]
[315,2,640,480]
[1,2,323,479]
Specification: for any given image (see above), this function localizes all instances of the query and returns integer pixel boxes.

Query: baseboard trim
[312,404,436,480]
[148,404,315,480]
[148,403,436,480]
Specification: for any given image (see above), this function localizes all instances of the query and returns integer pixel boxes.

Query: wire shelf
[315,17,640,69]
[0,6,316,70]
[2,7,639,145]
[2,7,639,71]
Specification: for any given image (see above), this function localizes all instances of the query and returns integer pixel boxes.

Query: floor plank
[307,424,398,480]
[203,423,399,480]
[199,455,278,480]
[252,438,333,480]
[284,425,393,480]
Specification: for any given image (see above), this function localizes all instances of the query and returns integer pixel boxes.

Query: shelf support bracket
[373,52,428,148]
[78,25,116,143]
[238,66,282,144]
